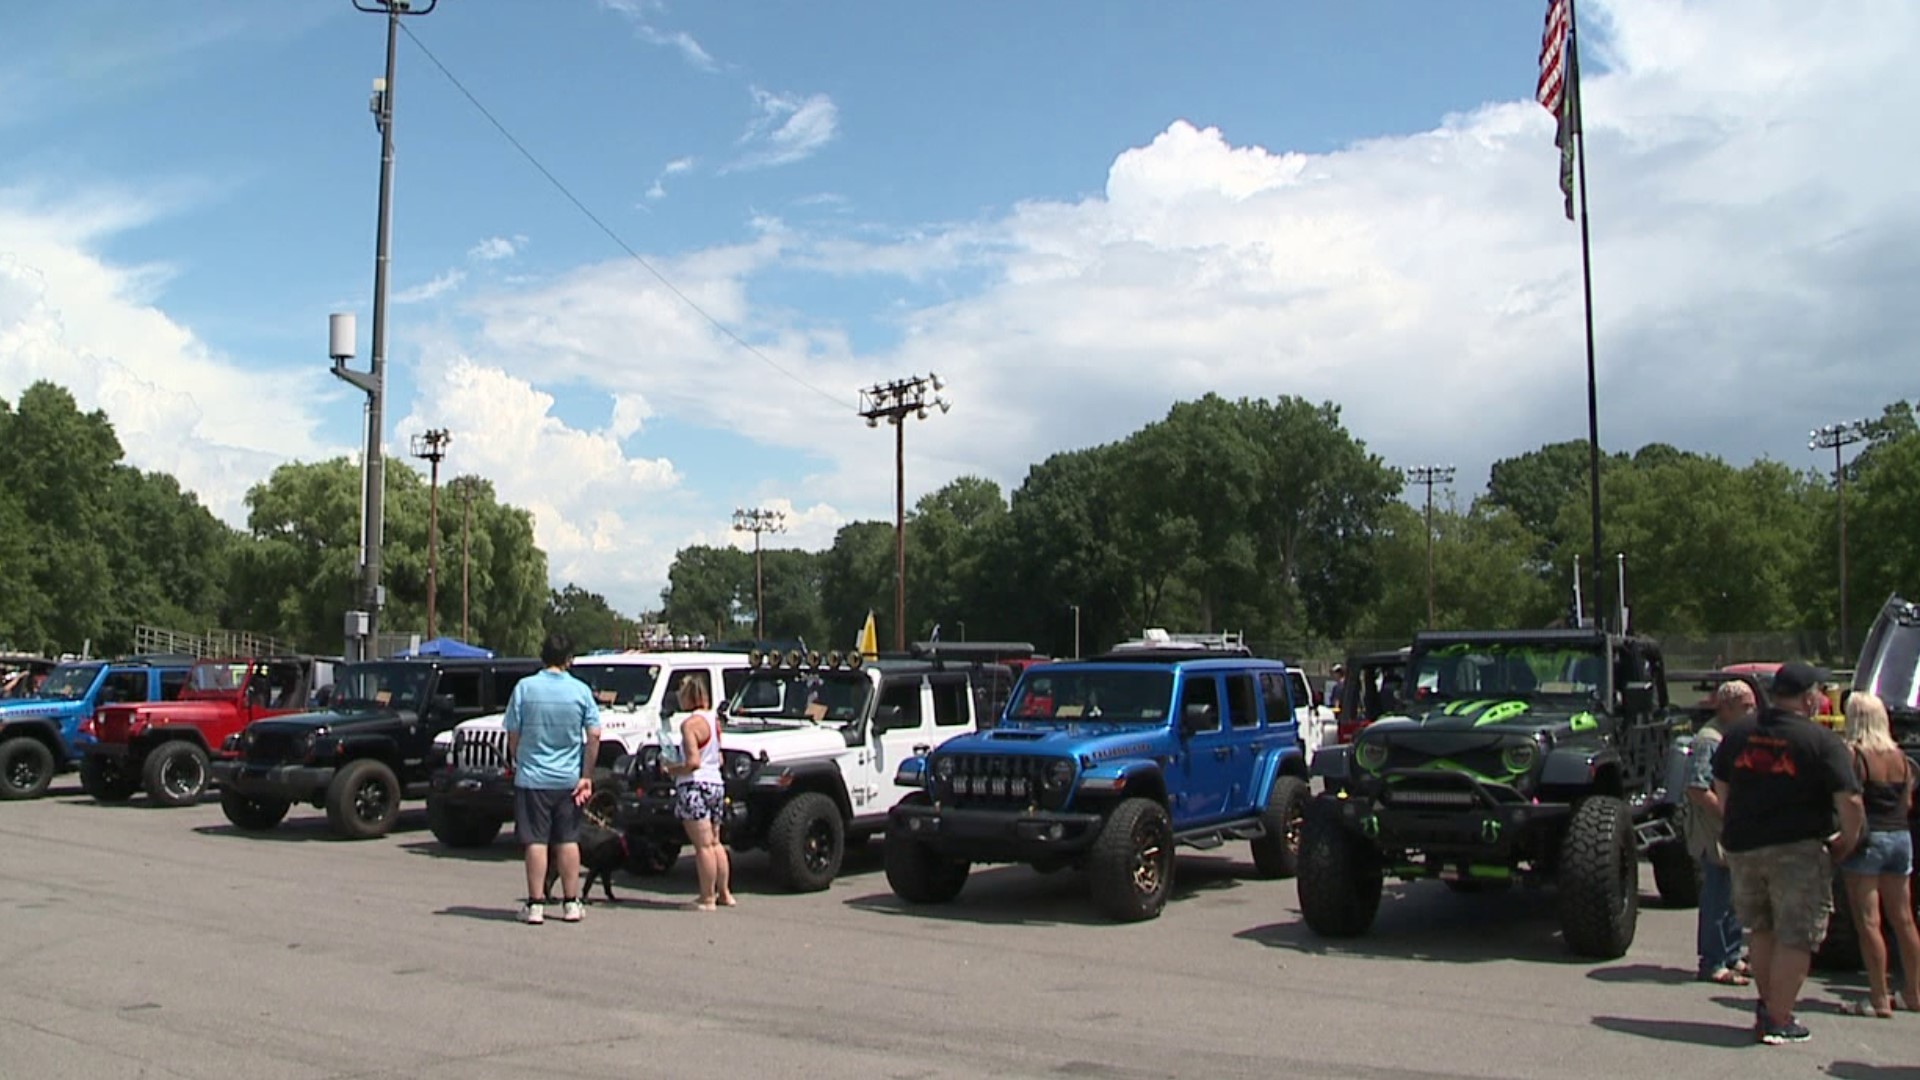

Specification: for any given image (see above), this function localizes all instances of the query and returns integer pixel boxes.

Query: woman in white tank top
[659,673,734,910]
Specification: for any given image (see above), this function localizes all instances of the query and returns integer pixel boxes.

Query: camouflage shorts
[1725,839,1834,951]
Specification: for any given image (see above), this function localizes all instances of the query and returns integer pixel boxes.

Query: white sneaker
[561,899,584,923]
[518,900,545,924]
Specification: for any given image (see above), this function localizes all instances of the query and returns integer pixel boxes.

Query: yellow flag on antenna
[858,611,879,660]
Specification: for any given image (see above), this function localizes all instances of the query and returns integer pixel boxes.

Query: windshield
[727,671,872,727]
[1856,604,1920,714]
[330,663,433,712]
[1408,642,1605,704]
[571,663,660,708]
[1006,669,1174,725]
[35,663,102,701]
[189,662,253,694]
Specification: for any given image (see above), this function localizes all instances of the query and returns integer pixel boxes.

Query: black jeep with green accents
[1299,628,1696,959]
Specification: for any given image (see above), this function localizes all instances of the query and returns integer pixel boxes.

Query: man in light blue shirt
[503,633,601,924]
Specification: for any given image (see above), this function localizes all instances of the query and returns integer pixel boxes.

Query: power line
[396,22,855,414]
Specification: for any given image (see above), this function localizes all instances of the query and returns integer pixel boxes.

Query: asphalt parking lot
[2,780,1915,1080]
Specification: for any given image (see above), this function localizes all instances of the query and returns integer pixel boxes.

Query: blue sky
[2,1,1914,617]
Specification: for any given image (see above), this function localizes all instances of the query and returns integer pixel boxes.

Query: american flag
[1537,0,1578,220]
[1537,0,1572,116]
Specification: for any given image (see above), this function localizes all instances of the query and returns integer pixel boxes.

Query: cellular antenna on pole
[331,0,438,664]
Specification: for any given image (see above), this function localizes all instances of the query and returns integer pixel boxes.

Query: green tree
[1360,499,1557,639]
[544,584,637,652]
[660,545,751,643]
[819,521,897,649]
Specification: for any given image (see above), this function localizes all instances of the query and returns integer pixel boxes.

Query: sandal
[1701,967,1751,986]
[1843,997,1894,1018]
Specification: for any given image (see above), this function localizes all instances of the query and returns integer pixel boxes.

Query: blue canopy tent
[394,637,493,659]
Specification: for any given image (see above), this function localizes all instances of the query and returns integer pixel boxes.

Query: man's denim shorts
[1842,829,1915,877]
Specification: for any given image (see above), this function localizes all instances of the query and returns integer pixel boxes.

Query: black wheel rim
[1132,815,1169,895]
[164,754,203,799]
[6,754,42,791]
[803,818,835,872]
[1285,803,1304,857]
[355,779,392,822]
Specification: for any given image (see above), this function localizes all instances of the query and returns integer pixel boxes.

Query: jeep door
[1173,672,1232,825]
[863,676,935,819]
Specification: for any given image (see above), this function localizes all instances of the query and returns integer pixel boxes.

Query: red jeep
[80,656,322,806]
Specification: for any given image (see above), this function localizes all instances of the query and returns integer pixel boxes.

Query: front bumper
[210,761,337,804]
[888,802,1105,863]
[427,767,514,817]
[1326,780,1570,863]
[614,777,750,841]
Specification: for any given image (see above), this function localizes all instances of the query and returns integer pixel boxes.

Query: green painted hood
[1378,697,1604,735]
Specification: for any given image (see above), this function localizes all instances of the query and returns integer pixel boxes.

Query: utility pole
[329,0,437,664]
[410,429,451,639]
[1070,604,1082,660]
[859,374,951,651]
[459,480,471,642]
[1811,419,1869,659]
[731,507,787,641]
[1404,465,1456,629]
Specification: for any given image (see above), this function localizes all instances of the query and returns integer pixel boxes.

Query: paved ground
[3,778,1916,1080]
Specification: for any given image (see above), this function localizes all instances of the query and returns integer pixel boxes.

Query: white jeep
[613,648,1008,891]
[424,650,754,849]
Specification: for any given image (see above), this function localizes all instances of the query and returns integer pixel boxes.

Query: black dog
[542,818,626,904]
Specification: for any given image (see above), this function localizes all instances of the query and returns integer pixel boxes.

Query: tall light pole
[1404,465,1456,629]
[329,0,437,663]
[459,479,472,642]
[859,373,951,651]
[732,507,787,641]
[1811,419,1869,659]
[410,429,451,639]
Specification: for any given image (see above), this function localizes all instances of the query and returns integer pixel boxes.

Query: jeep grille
[244,729,301,765]
[937,754,1068,811]
[452,729,510,770]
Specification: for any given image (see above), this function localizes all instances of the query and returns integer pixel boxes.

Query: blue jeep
[884,649,1312,921]
[0,655,195,800]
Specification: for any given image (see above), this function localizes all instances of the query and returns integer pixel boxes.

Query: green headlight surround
[1355,740,1389,774]
[1501,740,1538,775]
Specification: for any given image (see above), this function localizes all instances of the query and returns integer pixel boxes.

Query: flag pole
[1568,0,1604,629]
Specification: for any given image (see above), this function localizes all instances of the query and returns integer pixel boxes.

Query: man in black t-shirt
[1711,660,1865,1045]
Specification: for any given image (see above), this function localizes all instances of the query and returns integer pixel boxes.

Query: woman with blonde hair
[1838,692,1920,1016]
[659,672,735,911]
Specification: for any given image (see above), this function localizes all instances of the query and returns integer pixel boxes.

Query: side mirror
[872,705,906,733]
[1181,704,1215,737]
[431,693,458,716]
[1620,682,1656,716]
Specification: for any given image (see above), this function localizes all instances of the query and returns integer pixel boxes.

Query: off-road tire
[1297,798,1384,937]
[623,838,682,876]
[80,754,137,803]
[884,797,971,903]
[426,796,502,848]
[221,791,291,831]
[766,792,845,892]
[0,735,56,801]
[1648,839,1701,909]
[1557,795,1639,959]
[1087,798,1175,922]
[325,758,403,840]
[142,741,210,807]
[1250,775,1310,879]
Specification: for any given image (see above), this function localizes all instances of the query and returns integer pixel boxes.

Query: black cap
[1770,660,1831,697]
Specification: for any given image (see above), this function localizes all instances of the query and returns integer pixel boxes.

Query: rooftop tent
[394,637,493,659]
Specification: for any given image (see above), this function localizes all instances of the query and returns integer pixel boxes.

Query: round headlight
[640,745,662,771]
[848,652,864,669]
[1045,759,1074,790]
[808,651,823,668]
[1501,741,1539,775]
[786,649,803,668]
[724,751,753,781]
[826,650,843,668]
[934,756,956,780]
[748,649,764,668]
[1354,740,1389,774]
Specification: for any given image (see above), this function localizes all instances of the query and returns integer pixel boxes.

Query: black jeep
[209,656,539,839]
[1300,629,1695,958]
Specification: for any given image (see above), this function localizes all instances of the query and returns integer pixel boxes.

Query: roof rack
[1107,628,1250,656]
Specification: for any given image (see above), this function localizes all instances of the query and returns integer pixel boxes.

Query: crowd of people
[1687,660,1919,1045]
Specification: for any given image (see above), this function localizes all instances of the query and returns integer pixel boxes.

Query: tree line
[5,378,1914,666]
[661,393,1920,664]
